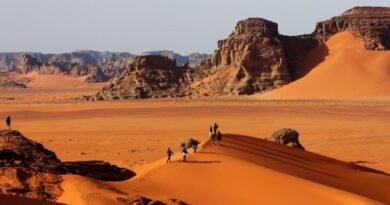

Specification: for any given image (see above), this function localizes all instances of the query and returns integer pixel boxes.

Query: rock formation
[0,51,207,84]
[86,55,190,100]
[187,53,210,68]
[267,128,305,150]
[0,51,135,82]
[88,6,389,100]
[141,50,209,68]
[16,54,42,74]
[0,79,27,89]
[192,18,292,96]
[314,7,390,50]
[0,130,135,201]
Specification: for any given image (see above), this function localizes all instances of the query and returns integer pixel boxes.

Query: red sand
[259,32,390,99]
[57,134,390,205]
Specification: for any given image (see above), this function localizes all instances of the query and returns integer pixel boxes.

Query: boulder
[267,128,305,150]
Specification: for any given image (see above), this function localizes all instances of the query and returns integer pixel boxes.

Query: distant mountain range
[0,50,210,83]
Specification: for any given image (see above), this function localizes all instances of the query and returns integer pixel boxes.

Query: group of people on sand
[1,115,12,131]
[209,122,222,145]
[166,141,195,163]
[166,122,223,163]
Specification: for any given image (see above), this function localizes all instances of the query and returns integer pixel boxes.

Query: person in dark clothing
[192,143,198,153]
[182,146,189,162]
[213,122,219,134]
[166,147,174,163]
[6,116,11,131]
[217,130,223,145]
[180,143,186,150]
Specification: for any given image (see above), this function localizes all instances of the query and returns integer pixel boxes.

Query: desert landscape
[0,4,389,205]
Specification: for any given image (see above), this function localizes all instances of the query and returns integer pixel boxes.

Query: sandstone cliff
[314,6,390,50]
[192,18,292,96]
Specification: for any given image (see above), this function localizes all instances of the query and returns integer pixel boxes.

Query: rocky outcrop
[314,7,390,50]
[0,79,27,88]
[0,51,207,83]
[267,128,305,150]
[16,54,43,74]
[0,51,136,82]
[192,18,292,95]
[86,55,190,100]
[141,50,209,68]
[0,52,48,73]
[116,195,189,205]
[97,52,135,78]
[0,130,135,201]
[187,53,210,68]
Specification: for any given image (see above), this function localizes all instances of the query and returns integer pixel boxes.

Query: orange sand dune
[260,32,390,99]
[58,134,390,205]
[17,72,104,89]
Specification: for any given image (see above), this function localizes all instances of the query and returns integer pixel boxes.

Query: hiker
[182,146,189,162]
[213,122,219,134]
[166,147,174,163]
[192,142,198,153]
[209,126,215,144]
[180,142,186,150]
[217,130,223,145]
[6,116,11,131]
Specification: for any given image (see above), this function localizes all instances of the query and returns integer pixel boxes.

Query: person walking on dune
[181,146,189,162]
[192,142,198,153]
[6,116,11,131]
[166,147,174,163]
[217,130,223,145]
[213,122,219,134]
[209,126,215,144]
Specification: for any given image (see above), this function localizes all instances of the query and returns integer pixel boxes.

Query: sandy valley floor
[1,88,389,174]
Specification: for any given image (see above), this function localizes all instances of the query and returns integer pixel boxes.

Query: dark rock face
[267,128,305,150]
[314,7,390,50]
[0,130,135,201]
[192,18,292,95]
[279,35,320,80]
[16,54,43,74]
[87,55,190,100]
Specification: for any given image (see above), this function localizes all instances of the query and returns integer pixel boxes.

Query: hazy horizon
[0,0,388,55]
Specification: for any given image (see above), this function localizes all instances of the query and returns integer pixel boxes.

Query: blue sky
[0,0,388,54]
